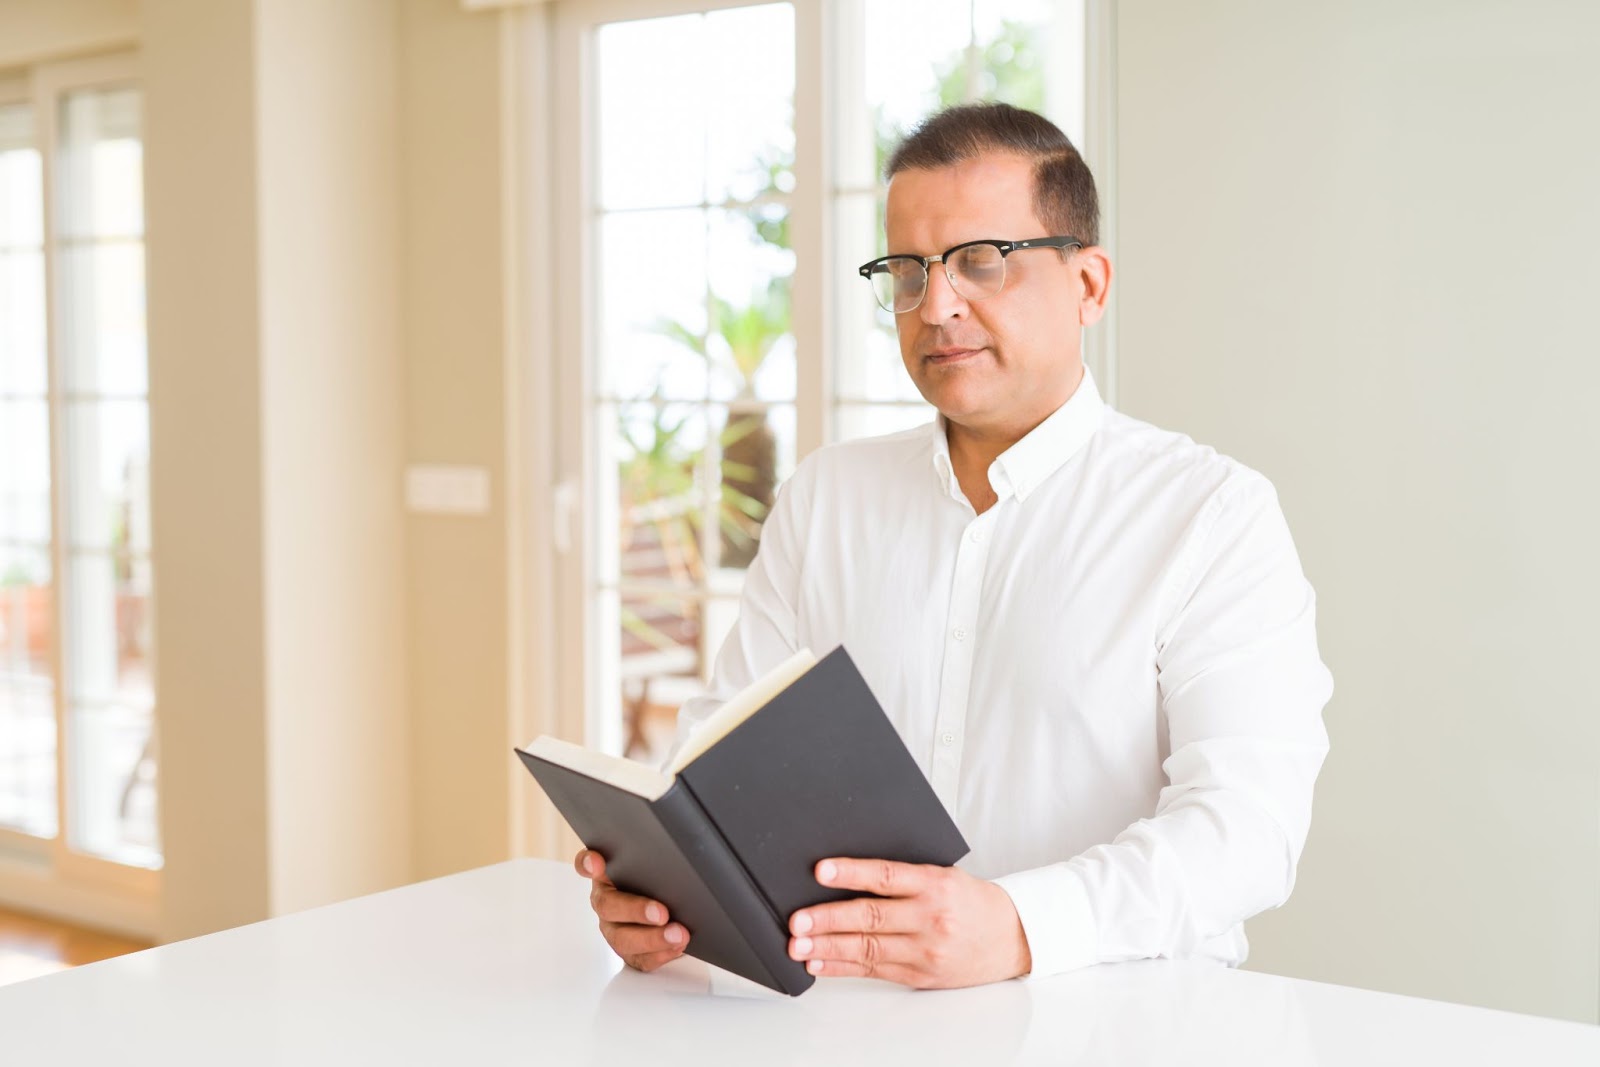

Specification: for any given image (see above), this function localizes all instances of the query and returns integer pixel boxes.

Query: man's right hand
[575,848,690,972]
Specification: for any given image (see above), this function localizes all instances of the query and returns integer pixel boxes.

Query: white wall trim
[503,3,572,861]
[1082,0,1118,409]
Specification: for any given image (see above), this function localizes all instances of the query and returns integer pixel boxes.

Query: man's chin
[917,380,993,423]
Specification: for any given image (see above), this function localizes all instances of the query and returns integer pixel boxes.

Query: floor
[0,906,150,988]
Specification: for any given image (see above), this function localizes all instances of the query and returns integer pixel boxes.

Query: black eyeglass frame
[856,235,1084,312]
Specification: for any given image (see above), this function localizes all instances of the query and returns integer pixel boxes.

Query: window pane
[615,402,707,587]
[0,251,47,397]
[708,208,794,403]
[710,402,794,571]
[598,208,708,401]
[59,242,148,395]
[704,4,795,204]
[68,703,158,868]
[66,400,151,554]
[65,550,152,707]
[0,677,56,839]
[0,102,46,399]
[614,587,709,766]
[0,399,51,543]
[0,103,43,247]
[0,544,52,682]
[57,87,143,241]
[0,543,55,839]
[597,15,708,210]
[856,0,971,180]
[834,402,935,443]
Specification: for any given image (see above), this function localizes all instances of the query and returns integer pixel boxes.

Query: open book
[516,645,969,996]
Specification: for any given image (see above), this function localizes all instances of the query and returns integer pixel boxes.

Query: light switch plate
[406,465,491,515]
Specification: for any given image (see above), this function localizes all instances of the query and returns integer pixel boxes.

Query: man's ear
[1075,246,1113,328]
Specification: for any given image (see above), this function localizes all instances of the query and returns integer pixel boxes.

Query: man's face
[884,152,1089,434]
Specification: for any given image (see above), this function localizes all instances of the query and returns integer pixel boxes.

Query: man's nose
[919,263,968,325]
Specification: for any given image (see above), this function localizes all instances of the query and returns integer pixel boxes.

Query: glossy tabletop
[2,859,1596,1065]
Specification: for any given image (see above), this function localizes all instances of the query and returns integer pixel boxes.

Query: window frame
[0,49,159,933]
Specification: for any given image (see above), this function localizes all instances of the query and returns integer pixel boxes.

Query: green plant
[652,282,786,569]
[615,395,747,657]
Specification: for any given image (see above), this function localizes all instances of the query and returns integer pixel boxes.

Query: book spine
[653,782,812,996]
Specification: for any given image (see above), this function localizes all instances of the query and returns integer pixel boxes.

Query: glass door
[0,52,158,930]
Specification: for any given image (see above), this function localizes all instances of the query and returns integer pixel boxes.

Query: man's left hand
[787,858,1032,989]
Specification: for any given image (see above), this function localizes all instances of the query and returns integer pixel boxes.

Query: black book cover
[515,750,812,995]
[517,645,969,996]
[677,646,970,918]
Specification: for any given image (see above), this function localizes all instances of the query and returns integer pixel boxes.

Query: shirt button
[941,733,955,746]
[952,627,967,641]
[969,528,985,543]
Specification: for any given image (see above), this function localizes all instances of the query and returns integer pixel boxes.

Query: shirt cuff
[992,864,1099,979]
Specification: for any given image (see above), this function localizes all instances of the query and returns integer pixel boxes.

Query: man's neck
[943,365,1085,514]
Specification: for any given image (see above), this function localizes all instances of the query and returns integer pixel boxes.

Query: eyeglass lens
[869,243,1008,313]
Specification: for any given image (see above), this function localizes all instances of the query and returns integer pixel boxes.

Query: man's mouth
[924,347,985,365]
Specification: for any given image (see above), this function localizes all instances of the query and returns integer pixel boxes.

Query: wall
[397,0,517,883]
[147,0,412,936]
[255,0,412,917]
[0,0,137,68]
[144,0,273,940]
[1114,0,1600,1023]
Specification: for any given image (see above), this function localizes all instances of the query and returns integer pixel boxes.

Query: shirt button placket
[930,510,996,811]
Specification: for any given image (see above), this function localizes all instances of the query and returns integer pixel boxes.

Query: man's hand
[787,858,1032,989]
[574,849,690,973]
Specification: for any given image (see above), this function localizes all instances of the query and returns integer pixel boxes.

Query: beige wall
[397,0,516,883]
[147,0,416,935]
[144,0,273,940]
[256,0,412,916]
[1114,0,1600,1024]
[0,0,136,68]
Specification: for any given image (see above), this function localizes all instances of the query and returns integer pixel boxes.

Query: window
[0,97,52,841]
[551,0,1089,767]
[0,57,158,881]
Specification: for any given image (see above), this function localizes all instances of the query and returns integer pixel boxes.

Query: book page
[522,735,674,800]
[666,648,816,775]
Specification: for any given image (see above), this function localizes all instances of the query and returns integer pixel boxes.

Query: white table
[2,859,1596,1064]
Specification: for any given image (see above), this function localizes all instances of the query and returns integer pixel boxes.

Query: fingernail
[792,912,812,934]
[818,860,836,884]
[581,854,594,875]
[645,903,663,924]
[807,960,824,975]
[664,925,684,944]
[793,937,812,957]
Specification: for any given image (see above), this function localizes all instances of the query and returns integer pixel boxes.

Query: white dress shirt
[665,365,1333,977]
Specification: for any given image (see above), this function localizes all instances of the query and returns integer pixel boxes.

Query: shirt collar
[930,363,1106,505]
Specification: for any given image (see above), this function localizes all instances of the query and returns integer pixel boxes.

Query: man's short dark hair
[885,102,1100,248]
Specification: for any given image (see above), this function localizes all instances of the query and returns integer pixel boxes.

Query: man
[577,103,1333,989]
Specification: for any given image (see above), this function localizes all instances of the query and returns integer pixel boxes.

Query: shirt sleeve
[657,453,816,773]
[994,472,1334,978]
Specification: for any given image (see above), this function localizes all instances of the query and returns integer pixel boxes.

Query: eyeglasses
[857,236,1083,314]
